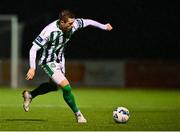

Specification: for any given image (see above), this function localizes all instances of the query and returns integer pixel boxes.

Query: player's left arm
[74,18,113,31]
[82,19,113,31]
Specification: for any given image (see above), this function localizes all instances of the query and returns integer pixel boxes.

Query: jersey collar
[56,20,60,29]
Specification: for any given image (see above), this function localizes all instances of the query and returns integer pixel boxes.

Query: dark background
[0,0,179,60]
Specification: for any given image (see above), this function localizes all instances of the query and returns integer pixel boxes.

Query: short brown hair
[59,9,75,22]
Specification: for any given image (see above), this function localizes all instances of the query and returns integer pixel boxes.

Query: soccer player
[22,9,113,123]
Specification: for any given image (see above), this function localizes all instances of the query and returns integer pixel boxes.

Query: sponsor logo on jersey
[36,36,43,43]
[50,63,56,68]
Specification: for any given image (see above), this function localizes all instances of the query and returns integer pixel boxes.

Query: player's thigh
[51,70,69,86]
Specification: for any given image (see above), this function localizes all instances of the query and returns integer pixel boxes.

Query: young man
[23,9,113,123]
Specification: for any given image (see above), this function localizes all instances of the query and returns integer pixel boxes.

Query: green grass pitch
[0,87,180,131]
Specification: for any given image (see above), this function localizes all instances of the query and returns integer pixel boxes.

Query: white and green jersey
[33,18,84,66]
[29,18,107,69]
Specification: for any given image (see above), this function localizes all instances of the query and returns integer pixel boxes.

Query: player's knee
[62,84,72,94]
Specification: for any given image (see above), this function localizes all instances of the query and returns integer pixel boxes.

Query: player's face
[60,18,75,32]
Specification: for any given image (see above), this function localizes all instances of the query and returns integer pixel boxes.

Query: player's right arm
[26,44,41,80]
[26,27,50,80]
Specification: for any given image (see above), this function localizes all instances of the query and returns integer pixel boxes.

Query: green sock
[61,84,79,113]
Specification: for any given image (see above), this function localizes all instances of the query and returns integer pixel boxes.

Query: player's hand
[105,23,113,31]
[26,68,35,80]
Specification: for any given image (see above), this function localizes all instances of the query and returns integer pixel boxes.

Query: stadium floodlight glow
[0,15,19,88]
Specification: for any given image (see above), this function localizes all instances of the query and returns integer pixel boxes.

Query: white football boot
[22,90,32,112]
[76,111,87,123]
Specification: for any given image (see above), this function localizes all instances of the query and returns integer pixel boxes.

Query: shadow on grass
[4,119,46,122]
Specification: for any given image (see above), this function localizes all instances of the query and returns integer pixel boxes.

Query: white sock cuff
[75,110,81,116]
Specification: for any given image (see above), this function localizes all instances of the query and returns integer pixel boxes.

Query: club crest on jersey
[50,63,56,68]
[36,36,43,43]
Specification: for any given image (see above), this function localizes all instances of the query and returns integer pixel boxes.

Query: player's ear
[60,20,65,25]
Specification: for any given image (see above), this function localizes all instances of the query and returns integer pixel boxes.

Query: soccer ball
[113,106,130,123]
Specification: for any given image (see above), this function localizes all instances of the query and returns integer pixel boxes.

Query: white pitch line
[0,104,92,108]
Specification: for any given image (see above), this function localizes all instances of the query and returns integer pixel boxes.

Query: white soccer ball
[113,106,130,123]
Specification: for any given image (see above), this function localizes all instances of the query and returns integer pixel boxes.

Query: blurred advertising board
[66,60,125,87]
[125,60,180,88]
[4,59,180,88]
